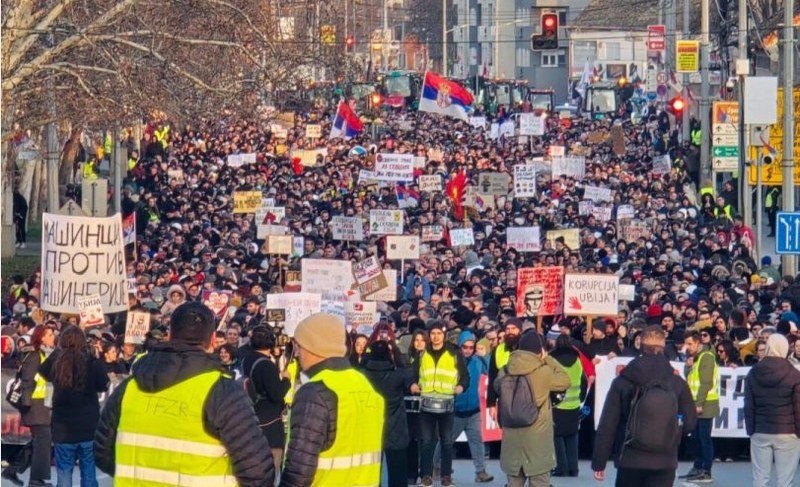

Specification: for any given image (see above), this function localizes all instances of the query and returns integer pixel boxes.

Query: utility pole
[442,0,447,76]
[383,0,389,68]
[344,0,348,57]
[666,0,676,72]
[700,0,712,186]
[46,29,59,212]
[737,0,752,256]
[781,0,796,275]
[682,0,690,141]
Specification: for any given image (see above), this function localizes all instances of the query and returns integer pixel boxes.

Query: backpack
[496,366,539,428]
[238,357,268,404]
[623,379,681,453]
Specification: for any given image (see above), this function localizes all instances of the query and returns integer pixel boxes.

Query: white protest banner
[506,227,542,252]
[331,215,365,241]
[255,205,286,225]
[125,312,151,344]
[583,186,613,202]
[263,235,293,255]
[563,274,619,316]
[321,300,346,324]
[519,113,545,136]
[513,165,537,198]
[386,235,420,260]
[265,293,322,336]
[374,153,414,182]
[233,191,263,213]
[422,225,444,242]
[591,206,612,222]
[499,120,515,138]
[167,169,185,184]
[41,213,128,314]
[292,148,327,167]
[305,124,322,138]
[652,154,672,176]
[344,301,378,331]
[271,124,288,139]
[413,156,427,169]
[546,229,581,250]
[478,173,511,196]
[469,116,487,130]
[418,175,442,193]
[358,170,377,182]
[292,237,305,258]
[365,269,398,302]
[257,224,288,239]
[226,154,243,167]
[352,256,383,284]
[77,294,105,327]
[578,200,593,216]
[549,145,565,157]
[449,228,475,247]
[489,123,499,140]
[618,284,636,301]
[616,204,635,220]
[301,259,355,302]
[552,156,586,180]
[370,210,404,235]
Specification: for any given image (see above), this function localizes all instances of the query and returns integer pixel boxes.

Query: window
[475,5,481,26]
[558,11,567,26]
[605,42,621,61]
[541,50,565,67]
[516,48,531,68]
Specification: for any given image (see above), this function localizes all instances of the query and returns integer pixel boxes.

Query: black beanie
[518,330,544,354]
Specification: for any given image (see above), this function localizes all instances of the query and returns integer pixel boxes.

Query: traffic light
[345,34,355,53]
[531,13,559,50]
[370,93,383,107]
[669,96,686,115]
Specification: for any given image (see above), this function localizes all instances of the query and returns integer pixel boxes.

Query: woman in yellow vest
[550,335,587,478]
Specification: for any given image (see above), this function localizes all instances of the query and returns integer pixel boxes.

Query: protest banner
[202,290,232,317]
[620,221,650,242]
[257,224,288,239]
[652,154,672,176]
[513,165,537,198]
[374,153,414,182]
[332,215,365,241]
[418,175,442,193]
[549,145,565,157]
[546,228,581,250]
[344,301,378,332]
[489,123,499,139]
[499,120,515,138]
[255,205,286,225]
[591,206,612,222]
[352,256,383,284]
[478,172,511,196]
[167,169,185,184]
[616,204,635,220]
[370,210,404,235]
[77,294,105,327]
[284,270,302,292]
[301,259,355,302]
[266,293,322,336]
[264,309,286,323]
[40,213,128,314]
[364,269,398,302]
[516,266,564,316]
[233,191,263,213]
[226,154,244,167]
[619,284,636,301]
[125,312,151,344]
[263,235,293,255]
[563,274,619,316]
[519,113,545,136]
[583,185,613,202]
[578,200,593,216]
[386,235,420,260]
[305,124,322,138]
[449,228,475,247]
[469,116,487,130]
[552,156,586,180]
[506,227,542,252]
[422,225,444,242]
[413,156,427,169]
[292,148,327,167]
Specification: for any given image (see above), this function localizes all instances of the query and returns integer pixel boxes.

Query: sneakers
[475,470,494,483]
[441,475,455,487]
[686,472,714,483]
[679,467,703,479]
[19,242,26,249]
[418,476,433,487]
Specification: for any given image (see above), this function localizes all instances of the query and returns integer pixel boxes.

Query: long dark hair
[53,326,88,390]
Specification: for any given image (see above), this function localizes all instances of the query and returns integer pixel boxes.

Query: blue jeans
[691,418,714,472]
[54,441,97,487]
[452,412,486,473]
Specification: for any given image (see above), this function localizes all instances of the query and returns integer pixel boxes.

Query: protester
[405,329,428,484]
[551,334,588,478]
[487,318,522,416]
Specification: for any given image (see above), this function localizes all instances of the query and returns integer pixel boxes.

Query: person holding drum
[409,321,470,487]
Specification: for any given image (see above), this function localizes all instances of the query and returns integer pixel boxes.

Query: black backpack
[495,366,539,428]
[623,379,681,453]
[238,357,268,404]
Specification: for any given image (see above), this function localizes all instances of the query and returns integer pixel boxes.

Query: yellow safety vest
[691,129,702,146]
[83,161,98,181]
[699,186,714,197]
[298,367,384,487]
[284,360,299,406]
[555,359,582,411]
[419,350,458,395]
[115,371,237,487]
[32,352,47,399]
[128,157,138,171]
[687,350,719,402]
[494,343,512,370]
[154,126,170,149]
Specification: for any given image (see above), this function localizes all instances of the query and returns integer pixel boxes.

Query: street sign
[777,212,800,254]
[748,87,800,185]
[712,101,739,125]
[648,25,666,50]
[712,157,739,171]
[656,84,668,97]
[712,146,739,157]
[676,40,700,72]
[656,72,669,84]
[712,133,738,146]
[713,123,738,135]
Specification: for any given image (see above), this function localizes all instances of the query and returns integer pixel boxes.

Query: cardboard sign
[332,215,365,241]
[546,228,581,250]
[513,165,537,198]
[549,145,565,157]
[352,256,383,284]
[616,204,635,220]
[77,294,105,327]
[40,213,128,314]
[620,222,650,242]
[652,154,672,176]
[563,274,620,316]
[418,175,443,193]
[370,210,404,235]
[263,235,293,255]
[591,206,612,222]
[167,169,185,184]
[516,266,564,316]
[125,312,151,344]
[583,186,613,202]
[469,116,487,130]
[386,235,420,260]
[301,259,355,302]
[449,228,475,247]
[478,172,511,196]
[578,200,594,216]
[265,293,322,336]
[257,224,288,239]
[264,308,286,322]
[374,153,414,182]
[552,156,586,180]
[519,113,545,136]
[344,301,378,330]
[506,226,542,252]
[619,284,636,301]
[305,124,322,138]
[202,290,232,317]
[292,148,327,167]
[364,269,398,302]
[233,191,263,213]
[422,225,444,242]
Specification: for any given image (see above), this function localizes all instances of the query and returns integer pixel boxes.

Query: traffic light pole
[737,0,753,257]
[781,0,796,275]
[682,0,690,142]
[700,0,712,187]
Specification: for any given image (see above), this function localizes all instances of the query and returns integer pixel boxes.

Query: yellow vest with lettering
[115,371,236,487]
[687,350,719,402]
[419,350,458,395]
[555,359,583,410]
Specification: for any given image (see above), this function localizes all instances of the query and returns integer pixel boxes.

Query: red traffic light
[345,34,355,47]
[670,97,685,112]
[371,93,383,106]
[544,16,556,28]
[542,13,558,35]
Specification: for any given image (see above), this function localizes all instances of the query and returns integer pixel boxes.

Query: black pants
[554,433,579,476]
[384,448,407,487]
[616,468,675,487]
[14,214,26,244]
[30,425,52,481]
[419,411,454,477]
[406,413,421,481]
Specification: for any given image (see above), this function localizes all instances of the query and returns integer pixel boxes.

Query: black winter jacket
[94,342,274,487]
[745,356,800,437]
[18,347,51,426]
[363,359,413,450]
[550,347,588,437]
[591,353,697,472]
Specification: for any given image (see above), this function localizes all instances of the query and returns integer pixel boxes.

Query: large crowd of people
[3,89,800,487]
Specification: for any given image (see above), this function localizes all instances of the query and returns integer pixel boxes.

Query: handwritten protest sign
[620,221,650,242]
[292,148,327,167]
[386,235,420,260]
[418,175,443,193]
[263,235,293,255]
[233,191,263,213]
[469,116,487,130]
[591,206,612,222]
[616,204,635,220]
[352,257,388,296]
[125,312,151,344]
[364,269,398,302]
[266,293,322,336]
[370,210,404,235]
[202,290,232,317]
[332,215,365,241]
[652,154,672,176]
[578,200,593,216]
[375,153,414,181]
[546,229,581,250]
[305,124,322,138]
[563,274,619,316]
[549,145,565,157]
[255,205,286,225]
[41,213,128,314]
[619,284,636,301]
[167,169,185,184]
[506,227,542,252]
[413,156,427,169]
[257,224,288,239]
[77,294,105,327]
[301,259,355,302]
[499,120,515,138]
[284,271,302,292]
[478,172,511,196]
[422,225,444,242]
[344,301,378,332]
[449,228,475,246]
[583,186,613,202]
[552,156,586,180]
[516,266,564,316]
[513,165,537,198]
[519,113,545,136]
[490,123,499,139]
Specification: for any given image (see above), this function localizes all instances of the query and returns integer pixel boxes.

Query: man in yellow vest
[679,330,720,483]
[94,302,275,486]
[281,313,385,487]
[409,321,469,487]
[487,318,522,419]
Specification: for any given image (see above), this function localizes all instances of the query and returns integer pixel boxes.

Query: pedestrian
[745,333,800,487]
[592,326,697,487]
[495,330,571,487]
[680,330,720,483]
[409,320,469,487]
[13,188,28,249]
[487,318,522,417]
[551,334,587,478]
[406,329,428,485]
[280,313,384,487]
[94,302,275,486]
[39,326,109,487]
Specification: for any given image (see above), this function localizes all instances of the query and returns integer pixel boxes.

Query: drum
[404,395,421,413]
[420,392,454,414]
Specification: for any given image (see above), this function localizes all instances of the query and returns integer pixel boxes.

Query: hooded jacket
[94,342,274,487]
[159,284,187,316]
[745,356,800,437]
[455,330,487,415]
[550,346,588,437]
[591,353,697,472]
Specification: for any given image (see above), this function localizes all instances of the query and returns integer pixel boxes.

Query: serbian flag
[396,184,420,209]
[419,71,474,122]
[446,170,467,219]
[122,213,136,246]
[329,101,364,140]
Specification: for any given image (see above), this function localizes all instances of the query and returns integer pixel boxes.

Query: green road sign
[712,146,739,157]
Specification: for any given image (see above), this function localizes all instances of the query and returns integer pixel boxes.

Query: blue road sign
[777,212,800,254]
